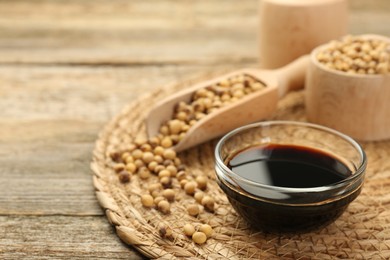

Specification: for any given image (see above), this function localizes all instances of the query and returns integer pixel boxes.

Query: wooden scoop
[146,55,309,152]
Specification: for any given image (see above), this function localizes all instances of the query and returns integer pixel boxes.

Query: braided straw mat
[91,74,390,259]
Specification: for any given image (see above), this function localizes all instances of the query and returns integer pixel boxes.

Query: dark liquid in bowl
[219,144,361,232]
[228,144,352,188]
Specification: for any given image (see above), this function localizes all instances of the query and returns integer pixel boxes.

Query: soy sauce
[218,143,360,232]
[228,144,352,188]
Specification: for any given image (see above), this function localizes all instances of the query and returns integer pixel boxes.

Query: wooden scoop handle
[272,55,310,97]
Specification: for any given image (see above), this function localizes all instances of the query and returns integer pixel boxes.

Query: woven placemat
[91,74,390,259]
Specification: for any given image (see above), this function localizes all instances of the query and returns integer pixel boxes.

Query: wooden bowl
[305,34,390,141]
[258,0,348,69]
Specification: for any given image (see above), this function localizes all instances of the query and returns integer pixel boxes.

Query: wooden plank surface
[0,216,144,259]
[0,0,389,259]
[0,0,388,65]
[0,0,259,65]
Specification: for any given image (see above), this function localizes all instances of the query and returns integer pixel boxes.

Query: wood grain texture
[0,65,251,122]
[0,141,100,215]
[0,0,259,65]
[0,0,389,258]
[0,215,144,259]
[0,0,387,65]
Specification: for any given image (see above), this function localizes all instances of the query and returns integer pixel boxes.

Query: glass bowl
[214,121,367,232]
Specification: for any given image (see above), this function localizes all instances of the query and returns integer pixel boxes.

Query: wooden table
[0,0,389,259]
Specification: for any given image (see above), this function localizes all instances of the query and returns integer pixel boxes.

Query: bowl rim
[214,120,367,194]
